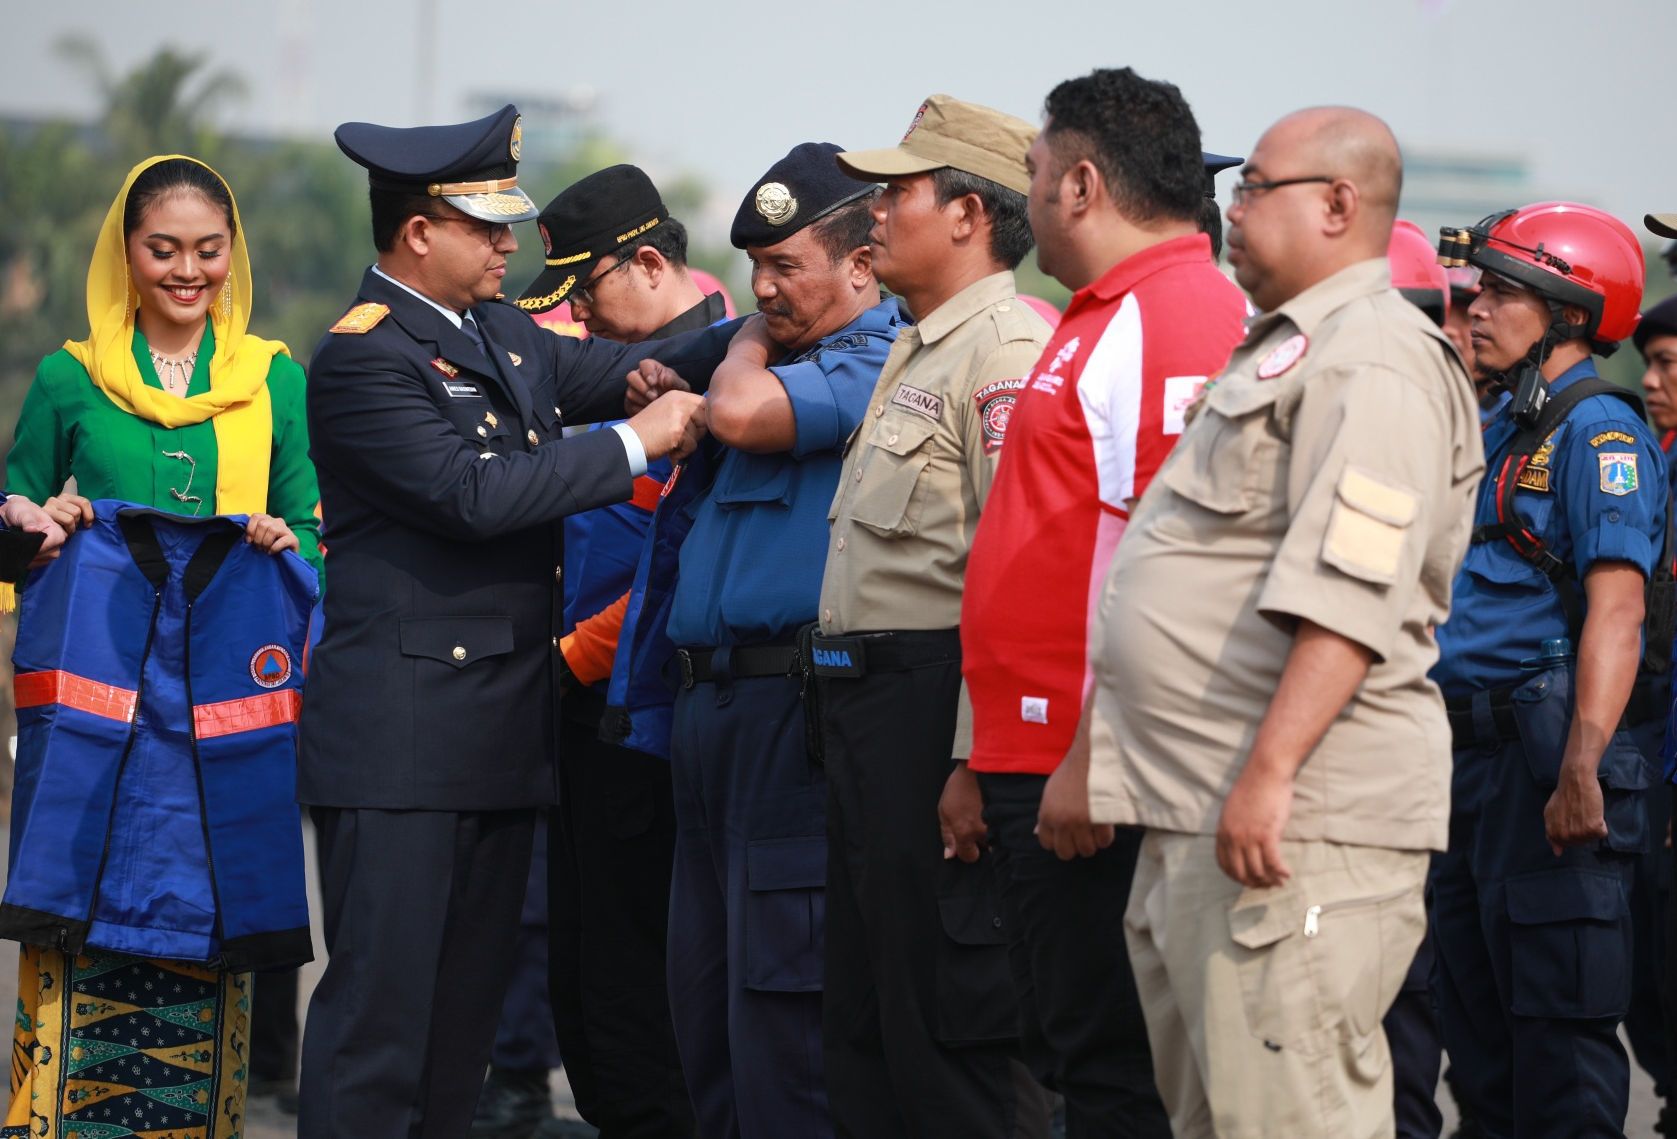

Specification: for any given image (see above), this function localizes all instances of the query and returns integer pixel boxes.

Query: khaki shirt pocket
[1321,466,1420,585]
[1156,378,1282,516]
[847,413,939,538]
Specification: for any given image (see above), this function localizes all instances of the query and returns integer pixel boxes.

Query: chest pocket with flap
[1157,378,1283,515]
[845,413,939,537]
[399,616,514,669]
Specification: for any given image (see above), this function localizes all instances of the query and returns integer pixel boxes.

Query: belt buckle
[810,635,867,679]
[677,649,696,690]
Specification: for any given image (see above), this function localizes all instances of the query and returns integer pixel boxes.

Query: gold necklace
[149,347,198,394]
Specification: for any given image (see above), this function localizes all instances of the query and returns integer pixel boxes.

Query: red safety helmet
[1439,202,1644,354]
[1388,219,1449,324]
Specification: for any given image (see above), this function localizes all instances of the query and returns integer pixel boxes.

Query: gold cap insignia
[330,302,390,335]
[510,115,523,162]
[755,182,798,227]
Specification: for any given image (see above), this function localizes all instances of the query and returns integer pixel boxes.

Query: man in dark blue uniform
[480,165,723,1139]
[295,105,724,1139]
[1431,202,1662,1138]
[633,143,904,1139]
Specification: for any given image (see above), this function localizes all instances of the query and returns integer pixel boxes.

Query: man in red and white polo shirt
[961,67,1248,1134]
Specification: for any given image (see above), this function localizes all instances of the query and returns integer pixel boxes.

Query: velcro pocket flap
[1505,868,1625,925]
[1323,466,1420,584]
[1207,376,1283,419]
[746,835,826,892]
[1228,882,1302,950]
[713,456,792,509]
[398,616,514,669]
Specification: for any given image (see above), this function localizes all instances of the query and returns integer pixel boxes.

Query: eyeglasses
[1230,175,1336,206]
[423,214,513,245]
[569,255,635,308]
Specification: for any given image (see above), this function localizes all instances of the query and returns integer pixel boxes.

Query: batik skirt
[3,946,249,1138]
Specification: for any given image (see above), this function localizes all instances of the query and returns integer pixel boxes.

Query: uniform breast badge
[1257,333,1308,380]
[330,302,390,334]
[431,358,460,378]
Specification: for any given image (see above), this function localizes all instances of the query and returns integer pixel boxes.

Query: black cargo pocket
[743,836,825,992]
[1505,868,1631,1019]
[934,865,1018,1045]
[1598,735,1652,854]
[1510,666,1571,787]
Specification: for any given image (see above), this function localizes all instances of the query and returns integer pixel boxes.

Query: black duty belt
[1445,671,1668,749]
[675,643,800,689]
[1444,685,1520,749]
[809,628,961,679]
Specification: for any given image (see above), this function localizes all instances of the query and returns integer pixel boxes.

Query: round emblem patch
[509,115,523,162]
[250,644,293,689]
[1257,333,1309,380]
[755,182,798,227]
[983,395,1016,441]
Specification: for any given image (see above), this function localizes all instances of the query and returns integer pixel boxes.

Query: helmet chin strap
[1488,301,1587,393]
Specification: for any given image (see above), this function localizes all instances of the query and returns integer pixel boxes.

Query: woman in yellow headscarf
[1,156,321,1138]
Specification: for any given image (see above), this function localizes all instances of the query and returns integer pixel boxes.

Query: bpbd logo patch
[250,644,293,689]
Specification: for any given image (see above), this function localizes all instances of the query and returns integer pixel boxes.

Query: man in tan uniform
[1081,107,1485,1137]
[808,94,1052,1137]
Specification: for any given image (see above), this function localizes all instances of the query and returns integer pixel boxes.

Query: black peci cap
[730,142,877,250]
[515,165,669,314]
[1635,294,1677,357]
[334,103,538,223]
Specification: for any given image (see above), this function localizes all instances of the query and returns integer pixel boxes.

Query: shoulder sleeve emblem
[1590,430,1637,448]
[330,302,390,335]
[973,378,1025,455]
[1599,452,1640,496]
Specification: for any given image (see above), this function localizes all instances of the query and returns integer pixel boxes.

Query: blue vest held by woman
[0,503,318,971]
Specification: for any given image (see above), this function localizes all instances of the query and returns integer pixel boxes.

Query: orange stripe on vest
[192,690,303,740]
[630,475,666,513]
[14,671,138,724]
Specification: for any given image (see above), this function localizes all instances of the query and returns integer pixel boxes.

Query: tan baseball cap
[837,94,1036,197]
[1648,213,1677,239]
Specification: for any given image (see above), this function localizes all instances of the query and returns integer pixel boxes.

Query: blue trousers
[667,667,832,1139]
[1432,677,1647,1139]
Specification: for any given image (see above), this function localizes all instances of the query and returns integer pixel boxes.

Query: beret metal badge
[755,182,798,227]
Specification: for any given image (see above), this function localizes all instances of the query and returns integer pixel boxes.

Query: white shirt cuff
[610,422,649,477]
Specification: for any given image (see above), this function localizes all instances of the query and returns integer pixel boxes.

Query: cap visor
[513,266,580,314]
[1647,213,1677,240]
[446,186,540,223]
[836,147,944,182]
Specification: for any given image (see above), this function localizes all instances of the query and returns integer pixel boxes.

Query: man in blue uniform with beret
[296,104,726,1139]
[1431,202,1666,1138]
[630,142,905,1139]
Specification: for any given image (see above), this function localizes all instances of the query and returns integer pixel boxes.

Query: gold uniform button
[527,429,540,446]
[554,565,563,585]
[451,645,467,661]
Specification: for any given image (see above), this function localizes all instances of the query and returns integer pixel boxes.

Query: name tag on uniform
[810,635,867,678]
[443,381,482,398]
[891,384,944,421]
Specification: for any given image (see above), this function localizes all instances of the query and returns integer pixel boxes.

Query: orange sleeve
[559,590,632,686]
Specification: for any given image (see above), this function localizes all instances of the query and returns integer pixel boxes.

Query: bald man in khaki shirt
[809,96,1053,1138]
[1077,108,1483,1138]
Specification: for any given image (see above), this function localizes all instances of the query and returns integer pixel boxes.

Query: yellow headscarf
[63,154,284,515]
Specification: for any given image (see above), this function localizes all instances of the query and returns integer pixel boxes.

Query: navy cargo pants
[666,661,832,1139]
[1433,669,1647,1138]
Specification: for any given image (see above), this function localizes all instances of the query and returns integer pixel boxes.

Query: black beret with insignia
[730,142,877,251]
[334,103,538,223]
[515,165,669,314]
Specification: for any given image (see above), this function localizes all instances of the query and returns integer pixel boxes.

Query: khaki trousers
[1125,832,1427,1139]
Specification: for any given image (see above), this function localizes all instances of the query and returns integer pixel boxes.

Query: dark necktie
[461,315,487,354]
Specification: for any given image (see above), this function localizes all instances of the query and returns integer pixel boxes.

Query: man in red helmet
[1431,202,1666,1137]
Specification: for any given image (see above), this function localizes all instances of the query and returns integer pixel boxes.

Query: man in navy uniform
[632,142,905,1138]
[296,105,722,1139]
[1431,203,1664,1138]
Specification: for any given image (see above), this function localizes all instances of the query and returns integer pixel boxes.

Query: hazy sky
[5,0,1675,244]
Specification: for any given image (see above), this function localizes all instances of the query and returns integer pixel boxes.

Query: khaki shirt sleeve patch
[1322,466,1419,585]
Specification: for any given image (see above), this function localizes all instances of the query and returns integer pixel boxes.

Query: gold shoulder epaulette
[330,302,390,334]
